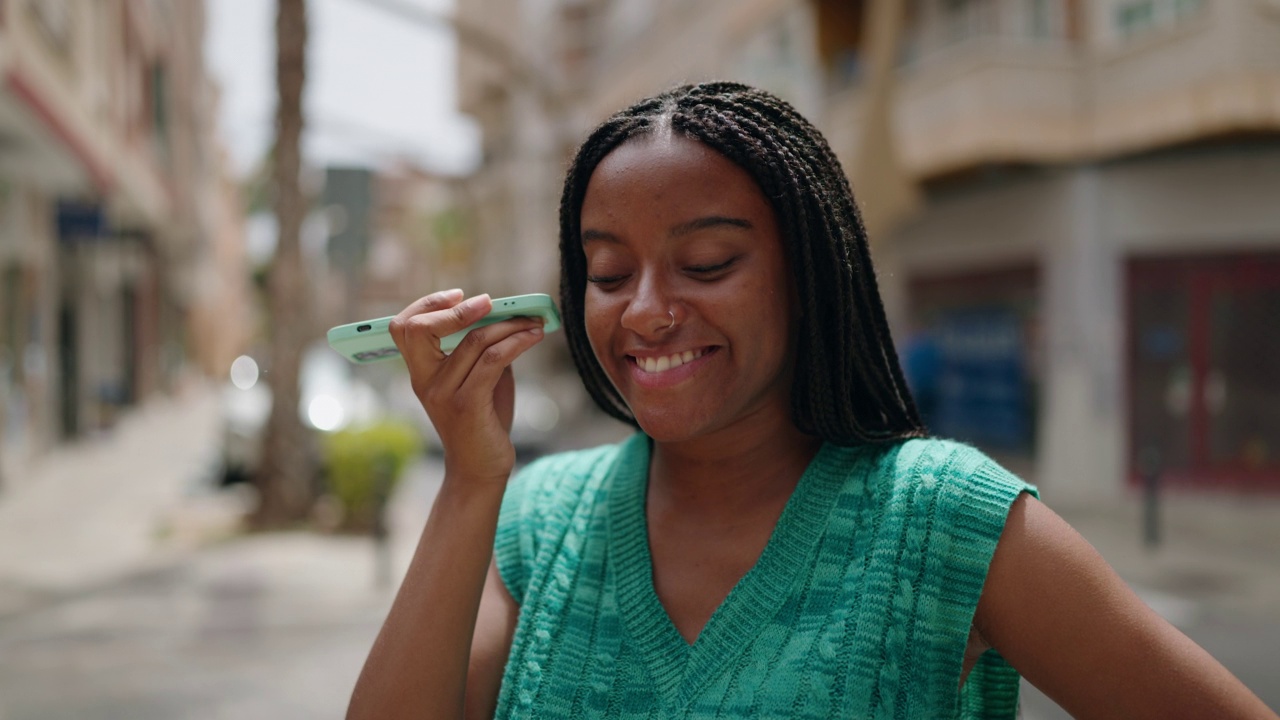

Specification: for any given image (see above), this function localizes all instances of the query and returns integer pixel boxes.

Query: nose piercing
[666,310,676,330]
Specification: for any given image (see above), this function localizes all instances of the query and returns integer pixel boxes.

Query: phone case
[327,293,562,364]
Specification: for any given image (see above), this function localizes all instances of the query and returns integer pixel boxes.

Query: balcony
[822,0,1280,181]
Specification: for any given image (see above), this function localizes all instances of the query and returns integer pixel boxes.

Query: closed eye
[686,257,738,276]
[587,273,628,285]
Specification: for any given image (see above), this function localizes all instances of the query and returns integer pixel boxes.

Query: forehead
[581,133,773,225]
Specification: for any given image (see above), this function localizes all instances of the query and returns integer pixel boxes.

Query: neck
[647,416,822,523]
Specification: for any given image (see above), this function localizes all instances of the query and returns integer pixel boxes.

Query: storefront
[1128,253,1280,490]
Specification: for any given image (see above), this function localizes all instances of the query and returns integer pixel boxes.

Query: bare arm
[466,560,520,719]
[975,494,1277,719]
[346,290,540,720]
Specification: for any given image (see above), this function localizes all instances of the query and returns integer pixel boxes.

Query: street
[0,449,442,720]
[0,536,391,719]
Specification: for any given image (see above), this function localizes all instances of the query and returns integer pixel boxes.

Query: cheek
[583,291,614,365]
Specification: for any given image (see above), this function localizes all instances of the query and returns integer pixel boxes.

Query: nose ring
[666,310,676,330]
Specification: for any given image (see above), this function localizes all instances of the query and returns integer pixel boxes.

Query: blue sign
[925,308,1032,451]
[56,201,107,242]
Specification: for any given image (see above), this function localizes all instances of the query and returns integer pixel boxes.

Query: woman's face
[580,132,797,443]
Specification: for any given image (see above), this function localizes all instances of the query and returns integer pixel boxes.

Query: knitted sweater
[493,434,1036,719]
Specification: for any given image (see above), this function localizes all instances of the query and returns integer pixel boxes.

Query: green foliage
[321,419,423,531]
[430,207,467,245]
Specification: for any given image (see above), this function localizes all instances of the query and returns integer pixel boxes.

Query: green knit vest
[494,434,1035,718]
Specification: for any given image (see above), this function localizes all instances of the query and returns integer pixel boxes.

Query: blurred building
[306,161,475,329]
[0,1,251,480]
[455,0,1280,499]
[366,162,476,314]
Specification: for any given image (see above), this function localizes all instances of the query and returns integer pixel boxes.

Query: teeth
[637,348,706,373]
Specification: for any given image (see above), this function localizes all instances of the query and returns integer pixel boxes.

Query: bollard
[1140,447,1162,550]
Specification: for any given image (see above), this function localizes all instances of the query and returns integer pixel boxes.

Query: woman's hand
[349,289,536,719]
[389,289,546,485]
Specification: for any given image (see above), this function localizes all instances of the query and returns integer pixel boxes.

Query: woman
[348,83,1275,719]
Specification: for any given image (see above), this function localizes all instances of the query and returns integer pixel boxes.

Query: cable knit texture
[493,434,1036,719]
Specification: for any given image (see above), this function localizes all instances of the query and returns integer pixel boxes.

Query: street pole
[1140,446,1163,550]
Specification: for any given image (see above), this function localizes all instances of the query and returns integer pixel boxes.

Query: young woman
[347,83,1275,719]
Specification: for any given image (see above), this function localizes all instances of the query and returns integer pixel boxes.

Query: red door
[1128,254,1280,490]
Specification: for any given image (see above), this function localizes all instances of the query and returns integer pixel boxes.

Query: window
[813,0,864,89]
[1115,0,1205,41]
[1116,0,1157,38]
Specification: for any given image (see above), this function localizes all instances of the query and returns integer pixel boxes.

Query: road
[0,533,395,720]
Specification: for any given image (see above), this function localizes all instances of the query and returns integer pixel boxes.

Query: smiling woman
[346,83,1278,720]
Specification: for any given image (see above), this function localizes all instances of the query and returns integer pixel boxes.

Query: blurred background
[0,0,1276,717]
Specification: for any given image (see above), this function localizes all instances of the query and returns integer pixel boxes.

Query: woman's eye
[587,273,627,286]
[686,257,738,276]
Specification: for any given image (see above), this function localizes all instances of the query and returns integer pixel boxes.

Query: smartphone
[327,293,562,364]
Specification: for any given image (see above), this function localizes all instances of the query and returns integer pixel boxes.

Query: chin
[630,407,717,444]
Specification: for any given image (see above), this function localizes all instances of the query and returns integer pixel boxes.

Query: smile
[631,348,708,374]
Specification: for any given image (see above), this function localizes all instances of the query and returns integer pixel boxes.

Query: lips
[632,348,707,374]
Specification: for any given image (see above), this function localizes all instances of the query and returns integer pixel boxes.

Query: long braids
[559,83,925,445]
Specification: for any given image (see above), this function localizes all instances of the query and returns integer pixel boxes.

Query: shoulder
[871,437,1036,507]
[858,437,1038,593]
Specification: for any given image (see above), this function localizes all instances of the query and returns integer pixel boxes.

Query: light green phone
[327,293,562,364]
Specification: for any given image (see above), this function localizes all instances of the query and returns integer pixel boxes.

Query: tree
[254,0,315,527]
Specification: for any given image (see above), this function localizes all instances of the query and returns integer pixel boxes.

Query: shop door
[1128,255,1280,489]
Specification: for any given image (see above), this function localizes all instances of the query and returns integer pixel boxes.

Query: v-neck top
[493,433,1035,719]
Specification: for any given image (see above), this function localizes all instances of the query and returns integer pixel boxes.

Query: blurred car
[218,341,384,485]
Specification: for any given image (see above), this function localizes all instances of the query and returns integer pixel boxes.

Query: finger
[393,293,493,368]
[455,325,546,403]
[391,288,464,329]
[430,315,545,395]
[388,288,464,348]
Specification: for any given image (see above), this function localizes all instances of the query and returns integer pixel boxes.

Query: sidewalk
[0,379,242,617]
[1052,492,1280,625]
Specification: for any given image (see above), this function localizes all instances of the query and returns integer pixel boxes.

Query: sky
[205,0,480,179]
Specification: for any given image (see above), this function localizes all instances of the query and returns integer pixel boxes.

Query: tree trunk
[254,0,314,528]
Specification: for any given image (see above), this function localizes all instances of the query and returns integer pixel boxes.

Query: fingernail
[443,288,463,299]
[464,293,490,309]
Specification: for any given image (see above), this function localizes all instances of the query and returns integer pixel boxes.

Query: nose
[620,271,676,336]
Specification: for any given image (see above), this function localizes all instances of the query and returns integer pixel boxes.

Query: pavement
[0,378,245,619]
[0,381,1276,717]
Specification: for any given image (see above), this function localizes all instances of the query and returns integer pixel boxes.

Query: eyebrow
[581,215,754,244]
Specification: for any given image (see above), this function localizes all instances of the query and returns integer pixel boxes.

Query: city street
[0,535,393,719]
[0,452,440,720]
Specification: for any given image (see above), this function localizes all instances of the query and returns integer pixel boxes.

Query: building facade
[0,0,250,485]
[455,0,1280,498]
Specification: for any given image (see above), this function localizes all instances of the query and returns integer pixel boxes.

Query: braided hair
[558,82,926,445]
